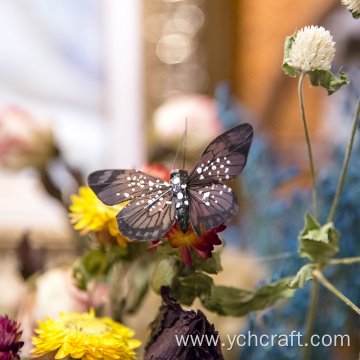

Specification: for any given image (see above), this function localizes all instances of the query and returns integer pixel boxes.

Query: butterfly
[88,123,253,241]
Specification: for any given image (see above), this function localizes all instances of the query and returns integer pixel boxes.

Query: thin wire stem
[183,118,188,169]
[328,256,360,266]
[298,71,319,221]
[313,269,360,316]
[302,278,319,360]
[172,132,185,170]
[328,99,360,223]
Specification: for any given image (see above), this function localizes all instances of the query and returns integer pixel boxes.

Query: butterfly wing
[187,123,253,185]
[186,123,253,235]
[88,169,170,205]
[188,183,237,236]
[116,188,176,241]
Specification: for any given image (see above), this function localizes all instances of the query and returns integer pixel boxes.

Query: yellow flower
[31,310,141,360]
[70,186,129,247]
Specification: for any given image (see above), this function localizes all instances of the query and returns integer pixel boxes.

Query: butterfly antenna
[172,132,184,170]
[182,118,187,169]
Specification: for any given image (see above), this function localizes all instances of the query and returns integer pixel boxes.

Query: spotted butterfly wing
[88,170,170,205]
[88,170,175,240]
[116,188,175,241]
[187,123,253,235]
[188,123,253,185]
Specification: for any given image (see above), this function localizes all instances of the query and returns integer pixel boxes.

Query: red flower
[153,222,226,267]
[141,162,171,182]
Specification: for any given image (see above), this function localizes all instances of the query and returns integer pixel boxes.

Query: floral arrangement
[2,3,360,360]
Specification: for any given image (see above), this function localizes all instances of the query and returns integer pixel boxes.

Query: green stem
[299,72,319,221]
[313,269,360,316]
[302,277,319,360]
[328,256,360,265]
[328,99,360,223]
[87,249,108,311]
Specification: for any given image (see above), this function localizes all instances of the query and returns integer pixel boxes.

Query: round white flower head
[287,26,335,73]
[342,0,360,14]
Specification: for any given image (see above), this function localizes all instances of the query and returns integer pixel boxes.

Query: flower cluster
[0,316,24,360]
[32,309,141,360]
[286,26,335,73]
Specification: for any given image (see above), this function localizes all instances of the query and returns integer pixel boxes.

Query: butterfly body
[88,123,254,242]
[170,169,190,234]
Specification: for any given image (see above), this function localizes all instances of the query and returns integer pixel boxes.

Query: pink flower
[0,106,57,170]
[153,94,224,152]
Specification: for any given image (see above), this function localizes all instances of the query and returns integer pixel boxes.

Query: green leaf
[109,243,129,258]
[72,248,110,290]
[156,241,182,260]
[72,258,88,290]
[298,213,340,263]
[349,10,360,19]
[201,277,296,317]
[173,272,214,306]
[308,69,349,95]
[151,258,179,294]
[282,31,299,77]
[191,251,223,274]
[125,261,150,314]
[287,264,314,289]
[82,248,107,274]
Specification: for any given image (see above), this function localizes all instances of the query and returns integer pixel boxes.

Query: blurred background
[1,0,360,359]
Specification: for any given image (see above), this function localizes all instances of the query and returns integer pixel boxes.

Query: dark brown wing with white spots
[187,123,253,186]
[88,170,170,205]
[188,183,238,236]
[116,188,175,241]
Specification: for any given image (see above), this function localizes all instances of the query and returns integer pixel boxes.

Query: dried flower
[145,287,223,360]
[70,186,130,247]
[342,0,360,14]
[150,222,225,267]
[0,316,24,360]
[286,26,335,73]
[0,106,58,170]
[31,309,141,360]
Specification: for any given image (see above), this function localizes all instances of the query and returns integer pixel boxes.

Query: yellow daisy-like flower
[70,186,129,247]
[31,310,141,360]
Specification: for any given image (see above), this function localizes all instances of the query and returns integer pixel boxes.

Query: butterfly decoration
[88,123,253,242]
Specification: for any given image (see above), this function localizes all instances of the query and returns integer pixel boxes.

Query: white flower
[286,26,335,73]
[342,0,360,14]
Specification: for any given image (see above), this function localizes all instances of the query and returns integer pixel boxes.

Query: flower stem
[328,99,360,223]
[39,167,62,203]
[312,269,360,316]
[301,277,319,360]
[298,72,319,221]
[328,256,360,265]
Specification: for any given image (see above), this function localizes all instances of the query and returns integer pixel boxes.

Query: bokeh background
[1,1,360,359]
